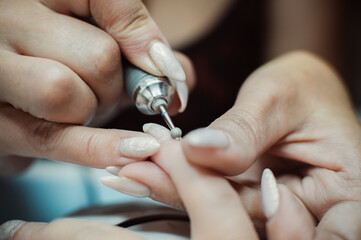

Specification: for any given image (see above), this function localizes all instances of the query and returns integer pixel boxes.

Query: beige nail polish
[176,81,189,113]
[105,166,122,176]
[149,40,186,82]
[100,176,151,198]
[184,128,230,148]
[261,168,280,219]
[118,136,160,158]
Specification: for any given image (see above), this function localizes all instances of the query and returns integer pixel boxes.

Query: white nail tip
[176,81,189,113]
[0,220,26,240]
[149,40,186,82]
[118,137,160,158]
[100,176,150,198]
[105,166,122,176]
[261,168,280,219]
[142,123,171,142]
[184,128,230,148]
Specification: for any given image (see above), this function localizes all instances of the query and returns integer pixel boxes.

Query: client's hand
[103,51,361,239]
[102,124,259,240]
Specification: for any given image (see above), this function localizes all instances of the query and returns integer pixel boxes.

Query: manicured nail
[143,123,171,142]
[149,40,186,82]
[118,136,160,158]
[176,81,189,113]
[0,220,26,240]
[100,176,151,198]
[184,128,230,148]
[261,168,280,219]
[105,166,122,176]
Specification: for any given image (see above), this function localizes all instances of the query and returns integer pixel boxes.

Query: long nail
[100,176,151,198]
[118,136,160,158]
[105,166,122,176]
[0,220,26,240]
[184,128,230,148]
[176,81,189,113]
[149,40,186,82]
[143,123,171,142]
[261,168,280,219]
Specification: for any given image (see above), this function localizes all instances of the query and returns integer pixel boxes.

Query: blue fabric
[0,159,153,223]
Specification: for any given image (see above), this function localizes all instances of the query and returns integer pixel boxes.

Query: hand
[101,124,259,240]
[103,51,361,239]
[0,219,146,240]
[0,0,195,176]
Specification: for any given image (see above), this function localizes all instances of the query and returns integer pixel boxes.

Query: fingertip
[142,122,171,142]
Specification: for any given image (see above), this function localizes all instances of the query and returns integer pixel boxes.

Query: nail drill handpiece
[124,64,182,138]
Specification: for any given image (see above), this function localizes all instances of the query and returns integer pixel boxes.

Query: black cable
[117,214,190,228]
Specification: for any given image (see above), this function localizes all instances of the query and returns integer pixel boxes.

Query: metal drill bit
[159,105,175,130]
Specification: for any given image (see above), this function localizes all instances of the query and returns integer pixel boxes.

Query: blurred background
[1,0,361,224]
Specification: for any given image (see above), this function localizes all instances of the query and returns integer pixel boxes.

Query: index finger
[146,124,258,240]
[0,106,160,168]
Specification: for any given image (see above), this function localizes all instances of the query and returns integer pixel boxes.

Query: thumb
[182,52,323,175]
[90,0,189,112]
[90,0,185,80]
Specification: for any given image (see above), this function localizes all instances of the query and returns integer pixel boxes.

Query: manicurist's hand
[105,51,361,239]
[0,0,194,176]
[0,219,146,240]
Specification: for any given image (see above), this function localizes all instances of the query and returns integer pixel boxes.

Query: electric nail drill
[124,64,182,139]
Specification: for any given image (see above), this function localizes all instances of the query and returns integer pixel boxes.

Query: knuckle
[82,131,118,167]
[37,67,76,117]
[220,108,266,156]
[28,120,65,155]
[115,3,150,36]
[89,35,121,80]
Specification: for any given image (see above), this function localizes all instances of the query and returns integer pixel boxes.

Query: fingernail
[118,136,160,158]
[184,128,230,148]
[149,40,186,82]
[176,81,189,113]
[261,168,280,219]
[143,123,171,142]
[105,166,122,176]
[0,220,26,240]
[100,176,151,198]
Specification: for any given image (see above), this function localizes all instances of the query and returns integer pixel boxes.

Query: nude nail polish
[261,168,280,219]
[184,128,230,148]
[118,136,160,158]
[100,176,151,198]
[149,40,186,82]
[143,123,171,142]
[176,81,189,113]
[105,166,122,176]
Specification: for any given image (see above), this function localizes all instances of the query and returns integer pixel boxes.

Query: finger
[102,161,184,209]
[6,2,122,115]
[315,201,361,240]
[182,51,337,175]
[146,123,258,240]
[0,50,96,124]
[42,0,190,111]
[261,169,316,240]
[12,219,145,240]
[0,105,159,168]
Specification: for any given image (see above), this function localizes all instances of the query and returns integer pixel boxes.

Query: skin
[0,0,195,175]
[118,52,361,239]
